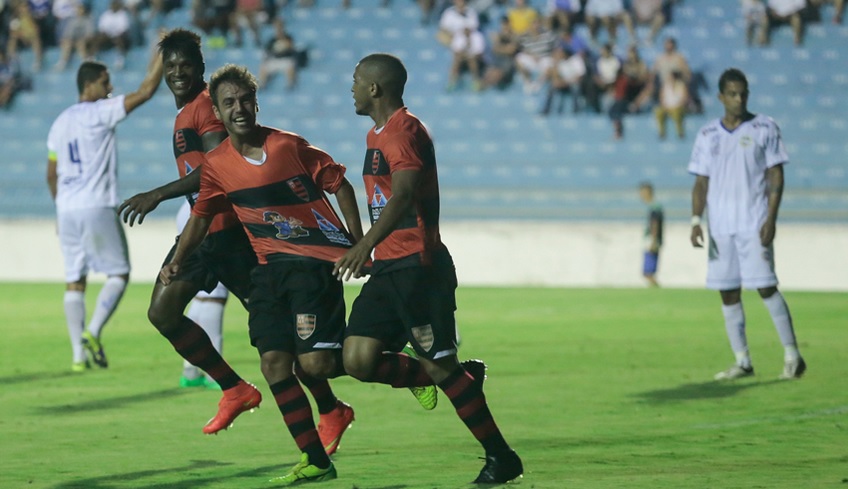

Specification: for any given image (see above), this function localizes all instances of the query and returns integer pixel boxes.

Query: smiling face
[212,81,257,138]
[163,50,204,106]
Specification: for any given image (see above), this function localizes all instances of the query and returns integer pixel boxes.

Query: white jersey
[47,95,127,211]
[688,114,788,237]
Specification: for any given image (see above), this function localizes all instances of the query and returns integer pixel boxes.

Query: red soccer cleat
[202,380,262,434]
[317,400,355,456]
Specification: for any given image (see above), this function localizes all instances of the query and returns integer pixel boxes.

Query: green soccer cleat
[401,344,438,410]
[71,360,90,373]
[82,331,108,368]
[269,453,337,486]
[180,375,207,388]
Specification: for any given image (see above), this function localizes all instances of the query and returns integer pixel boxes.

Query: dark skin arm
[118,130,227,225]
[159,213,212,285]
[690,174,708,248]
[761,164,784,247]
[46,158,58,200]
[123,48,164,114]
[333,169,419,281]
[648,216,660,253]
[334,178,364,243]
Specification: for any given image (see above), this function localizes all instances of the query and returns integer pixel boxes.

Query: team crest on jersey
[175,130,188,153]
[411,324,435,352]
[371,150,382,174]
[296,314,316,339]
[287,177,310,201]
[311,209,351,246]
[740,135,753,148]
[263,211,309,240]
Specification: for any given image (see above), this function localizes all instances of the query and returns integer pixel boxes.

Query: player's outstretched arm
[119,170,202,226]
[690,175,708,248]
[334,178,363,243]
[160,213,211,285]
[761,164,784,246]
[124,45,164,114]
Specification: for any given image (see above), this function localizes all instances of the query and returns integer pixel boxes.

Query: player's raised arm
[119,169,201,226]
[124,45,164,114]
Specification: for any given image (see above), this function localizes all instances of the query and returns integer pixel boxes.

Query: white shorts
[57,207,130,282]
[176,201,229,301]
[586,0,624,18]
[706,232,778,290]
[515,53,554,76]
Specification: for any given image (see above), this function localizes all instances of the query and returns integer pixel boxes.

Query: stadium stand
[1,0,846,221]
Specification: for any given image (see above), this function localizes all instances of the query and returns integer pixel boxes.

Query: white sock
[762,291,800,360]
[182,299,225,377]
[64,291,86,363]
[721,302,751,368]
[87,276,127,338]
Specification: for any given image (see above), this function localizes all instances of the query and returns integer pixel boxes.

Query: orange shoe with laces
[317,400,355,456]
[202,380,262,434]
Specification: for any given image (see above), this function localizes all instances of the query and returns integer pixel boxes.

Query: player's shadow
[32,388,186,415]
[0,370,80,385]
[632,379,782,404]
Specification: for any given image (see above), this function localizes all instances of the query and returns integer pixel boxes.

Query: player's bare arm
[46,157,58,200]
[334,178,363,243]
[123,47,164,114]
[119,170,202,226]
[333,169,420,281]
[691,175,708,248]
[761,164,784,247]
[159,213,212,285]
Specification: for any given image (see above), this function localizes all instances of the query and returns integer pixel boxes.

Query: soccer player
[118,30,355,450]
[46,49,163,372]
[160,64,363,485]
[689,67,806,381]
[333,53,524,484]
[639,181,663,288]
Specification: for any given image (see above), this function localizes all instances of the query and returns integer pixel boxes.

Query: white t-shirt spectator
[98,8,130,38]
[451,29,486,56]
[767,0,805,16]
[439,5,479,37]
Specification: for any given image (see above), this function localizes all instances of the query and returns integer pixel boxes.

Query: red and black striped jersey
[173,87,239,234]
[363,107,446,272]
[193,126,354,265]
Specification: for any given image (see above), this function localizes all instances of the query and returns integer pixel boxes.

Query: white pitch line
[692,405,848,430]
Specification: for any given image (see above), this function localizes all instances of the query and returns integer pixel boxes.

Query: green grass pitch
[0,283,845,489]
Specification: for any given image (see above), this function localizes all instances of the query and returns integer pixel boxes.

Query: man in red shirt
[160,64,362,485]
[334,53,523,485]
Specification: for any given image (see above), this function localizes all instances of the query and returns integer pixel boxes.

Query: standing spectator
[654,69,688,139]
[742,0,767,46]
[638,181,663,288]
[45,50,163,372]
[762,0,806,46]
[608,44,648,139]
[54,2,95,72]
[507,0,538,36]
[447,25,486,91]
[7,0,43,71]
[93,0,131,70]
[482,15,519,89]
[689,68,805,381]
[436,0,479,47]
[585,0,635,45]
[257,18,299,90]
[514,16,557,94]
[629,0,668,45]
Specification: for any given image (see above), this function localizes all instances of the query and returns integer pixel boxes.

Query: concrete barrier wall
[2,219,846,291]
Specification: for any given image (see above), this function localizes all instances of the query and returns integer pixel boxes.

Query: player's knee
[147,302,180,333]
[297,352,337,379]
[342,350,376,381]
[260,350,294,381]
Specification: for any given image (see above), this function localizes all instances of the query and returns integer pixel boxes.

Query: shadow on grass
[49,460,280,489]
[33,388,186,414]
[0,370,80,385]
[632,379,783,404]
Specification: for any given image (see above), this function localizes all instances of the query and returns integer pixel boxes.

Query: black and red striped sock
[368,352,433,387]
[294,363,338,415]
[270,376,330,469]
[163,317,241,390]
[438,366,510,455]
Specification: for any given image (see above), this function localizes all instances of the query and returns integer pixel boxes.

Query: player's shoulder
[182,89,216,118]
[695,118,722,138]
[263,126,308,147]
[749,113,780,131]
[205,138,232,163]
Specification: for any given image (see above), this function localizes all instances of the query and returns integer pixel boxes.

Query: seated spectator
[585,0,635,45]
[763,0,806,45]
[0,49,28,109]
[633,35,689,111]
[742,0,767,46]
[587,42,621,111]
[258,18,299,90]
[539,45,587,115]
[608,44,649,139]
[191,0,234,48]
[810,0,845,23]
[629,0,669,44]
[448,25,486,91]
[482,15,519,90]
[144,0,183,29]
[546,0,582,32]
[556,24,589,56]
[232,0,263,48]
[515,16,557,93]
[27,0,55,48]
[437,0,479,47]
[7,0,43,71]
[654,69,688,139]
[54,1,94,72]
[507,0,538,36]
[53,0,82,53]
[93,0,131,70]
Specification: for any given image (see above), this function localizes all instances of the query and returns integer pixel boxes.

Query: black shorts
[347,255,459,361]
[248,259,346,355]
[160,225,257,304]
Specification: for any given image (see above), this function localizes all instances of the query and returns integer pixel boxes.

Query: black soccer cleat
[473,449,523,484]
[461,359,487,390]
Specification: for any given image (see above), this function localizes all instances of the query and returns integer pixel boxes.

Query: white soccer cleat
[779,357,807,380]
[714,364,754,380]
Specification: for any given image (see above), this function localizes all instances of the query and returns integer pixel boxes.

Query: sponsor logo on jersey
[370,184,388,222]
[740,135,752,148]
[263,211,309,240]
[411,324,434,352]
[311,209,352,246]
[286,177,309,201]
[296,314,316,339]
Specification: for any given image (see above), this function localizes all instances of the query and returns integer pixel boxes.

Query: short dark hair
[358,53,407,97]
[209,64,258,107]
[77,61,107,94]
[159,28,204,72]
[718,68,748,94]
[639,181,654,192]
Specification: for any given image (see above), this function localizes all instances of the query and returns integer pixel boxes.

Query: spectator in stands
[27,0,55,48]
[0,49,27,108]
[507,0,538,36]
[539,44,586,115]
[53,0,82,53]
[654,69,688,139]
[6,0,43,71]
[54,2,94,72]
[588,42,621,111]
[515,16,556,94]
[482,15,519,90]
[555,24,589,56]
[633,36,689,111]
[258,18,299,90]
[144,0,183,29]
[93,0,131,70]
[762,0,806,46]
[810,0,845,23]
[584,0,635,45]
[124,0,145,48]
[231,0,262,48]
[191,0,234,48]
[628,0,669,45]
[437,0,479,47]
[447,25,485,91]
[742,0,767,46]
[608,44,649,139]
[546,0,581,32]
